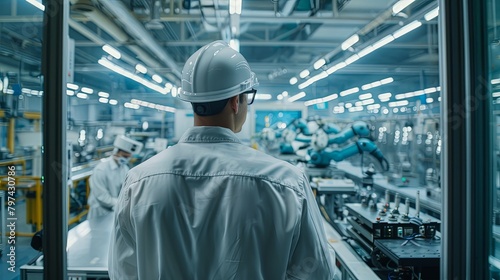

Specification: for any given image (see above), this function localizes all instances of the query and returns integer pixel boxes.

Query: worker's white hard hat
[113,135,143,155]
[177,40,258,103]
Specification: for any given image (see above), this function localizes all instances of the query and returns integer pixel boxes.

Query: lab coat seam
[180,138,241,143]
[127,171,307,198]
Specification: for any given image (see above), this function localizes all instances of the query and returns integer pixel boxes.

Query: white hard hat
[113,135,143,155]
[178,40,258,103]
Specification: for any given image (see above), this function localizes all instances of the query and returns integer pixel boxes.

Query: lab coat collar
[179,126,242,144]
[109,156,120,170]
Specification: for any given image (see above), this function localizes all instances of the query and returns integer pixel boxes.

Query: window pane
[489,0,500,277]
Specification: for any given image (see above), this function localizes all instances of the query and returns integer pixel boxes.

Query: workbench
[20,213,113,279]
[335,162,441,217]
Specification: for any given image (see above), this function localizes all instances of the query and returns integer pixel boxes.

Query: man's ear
[229,95,239,114]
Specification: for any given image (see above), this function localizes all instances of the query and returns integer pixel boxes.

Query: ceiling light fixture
[288,92,306,102]
[289,77,298,85]
[76,93,88,99]
[124,102,140,109]
[339,87,359,97]
[98,91,110,98]
[299,70,310,79]
[102,44,121,59]
[313,59,326,69]
[255,94,272,100]
[367,104,381,110]
[424,7,439,21]
[99,58,168,94]
[341,34,360,50]
[344,54,360,66]
[135,64,148,74]
[378,92,392,100]
[81,87,94,94]
[26,0,45,11]
[392,0,415,14]
[298,71,327,89]
[362,77,394,90]
[152,74,163,83]
[372,35,395,51]
[326,62,347,75]
[348,106,363,112]
[389,100,409,107]
[393,20,422,39]
[67,83,79,90]
[359,93,373,100]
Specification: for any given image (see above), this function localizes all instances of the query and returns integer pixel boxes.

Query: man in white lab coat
[108,41,336,279]
[87,135,142,220]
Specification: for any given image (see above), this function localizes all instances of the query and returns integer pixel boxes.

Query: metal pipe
[68,19,162,69]
[98,0,182,78]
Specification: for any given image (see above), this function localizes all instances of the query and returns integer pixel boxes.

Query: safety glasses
[243,88,257,105]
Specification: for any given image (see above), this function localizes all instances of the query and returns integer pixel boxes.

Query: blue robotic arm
[327,121,371,145]
[308,138,390,170]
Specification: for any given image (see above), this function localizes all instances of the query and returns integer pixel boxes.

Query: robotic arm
[278,118,316,154]
[308,137,390,170]
[328,121,371,145]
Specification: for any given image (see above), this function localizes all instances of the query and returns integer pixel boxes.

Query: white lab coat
[87,156,129,220]
[108,126,335,280]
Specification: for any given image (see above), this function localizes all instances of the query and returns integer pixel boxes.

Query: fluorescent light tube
[81,87,94,94]
[372,35,395,51]
[152,74,163,83]
[393,20,422,39]
[424,7,439,21]
[359,93,372,100]
[98,92,110,98]
[102,44,121,59]
[314,58,326,69]
[26,0,45,11]
[135,64,147,74]
[340,87,359,97]
[341,34,360,50]
[67,83,79,90]
[299,69,310,79]
[288,92,306,102]
[392,0,415,14]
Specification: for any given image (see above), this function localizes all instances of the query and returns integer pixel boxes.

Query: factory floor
[0,197,89,280]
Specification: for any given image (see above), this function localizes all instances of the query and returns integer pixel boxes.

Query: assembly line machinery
[16,116,444,280]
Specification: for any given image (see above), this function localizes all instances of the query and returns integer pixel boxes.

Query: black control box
[346,203,440,244]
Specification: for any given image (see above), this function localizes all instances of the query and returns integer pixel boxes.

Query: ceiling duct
[71,0,129,43]
[70,0,163,70]
[97,0,182,79]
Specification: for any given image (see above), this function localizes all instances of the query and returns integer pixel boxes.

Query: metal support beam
[440,0,491,278]
[7,118,14,154]
[42,0,68,279]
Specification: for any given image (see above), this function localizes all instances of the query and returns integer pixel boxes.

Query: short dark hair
[192,95,244,116]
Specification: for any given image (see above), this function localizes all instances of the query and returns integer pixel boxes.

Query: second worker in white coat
[87,135,142,220]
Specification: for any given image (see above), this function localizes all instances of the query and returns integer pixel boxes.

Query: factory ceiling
[0,0,440,109]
